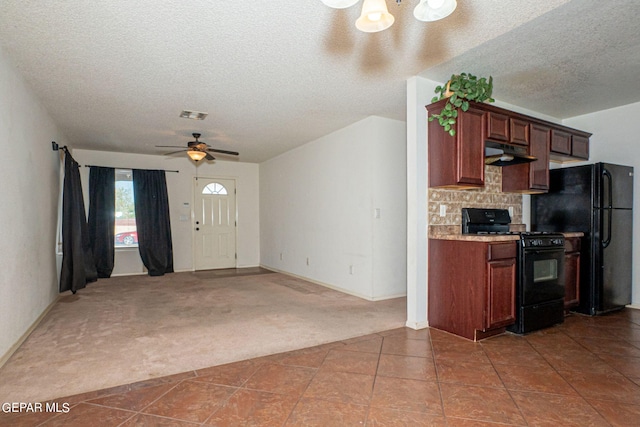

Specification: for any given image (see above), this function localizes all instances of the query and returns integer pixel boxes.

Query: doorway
[193,177,237,270]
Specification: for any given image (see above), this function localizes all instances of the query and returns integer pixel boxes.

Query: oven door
[521,247,565,306]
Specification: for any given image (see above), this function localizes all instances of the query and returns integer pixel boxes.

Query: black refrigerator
[531,163,634,315]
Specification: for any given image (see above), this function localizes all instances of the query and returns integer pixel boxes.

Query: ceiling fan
[156,133,239,162]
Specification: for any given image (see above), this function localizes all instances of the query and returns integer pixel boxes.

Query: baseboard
[260,265,406,302]
[0,295,61,368]
[110,272,147,277]
[626,304,640,310]
[405,320,429,330]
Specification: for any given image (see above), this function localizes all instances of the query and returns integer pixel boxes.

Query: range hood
[485,141,537,166]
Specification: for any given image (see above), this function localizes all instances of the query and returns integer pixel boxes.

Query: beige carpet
[0,269,406,402]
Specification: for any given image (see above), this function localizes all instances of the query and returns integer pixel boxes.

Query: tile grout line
[362,332,385,426]
[429,330,448,424]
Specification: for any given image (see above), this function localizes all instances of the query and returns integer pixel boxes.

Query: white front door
[193,177,237,270]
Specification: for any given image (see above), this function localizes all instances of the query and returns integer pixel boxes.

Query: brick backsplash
[428,165,523,229]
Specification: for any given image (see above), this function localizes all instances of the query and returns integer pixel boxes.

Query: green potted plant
[429,73,495,136]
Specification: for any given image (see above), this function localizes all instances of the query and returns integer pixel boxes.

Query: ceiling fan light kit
[356,0,395,33]
[321,0,360,8]
[156,133,240,162]
[414,0,457,22]
[323,0,456,32]
[187,150,207,162]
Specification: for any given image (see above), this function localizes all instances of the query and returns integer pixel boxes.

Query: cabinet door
[485,258,516,329]
[456,106,486,186]
[510,118,530,146]
[529,123,550,191]
[486,112,509,142]
[564,252,580,310]
[571,135,589,159]
[551,129,572,154]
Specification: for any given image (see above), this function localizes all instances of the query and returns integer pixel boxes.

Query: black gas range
[462,208,566,334]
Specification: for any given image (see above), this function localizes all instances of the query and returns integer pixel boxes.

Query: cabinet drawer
[564,237,581,253]
[488,242,517,260]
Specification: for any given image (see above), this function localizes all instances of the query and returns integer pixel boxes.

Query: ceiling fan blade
[207,148,239,156]
[205,153,215,161]
[163,149,188,155]
[156,145,186,148]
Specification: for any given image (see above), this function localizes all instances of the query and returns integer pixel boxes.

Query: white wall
[0,47,65,360]
[406,76,437,328]
[72,150,260,274]
[260,116,406,301]
[564,101,640,306]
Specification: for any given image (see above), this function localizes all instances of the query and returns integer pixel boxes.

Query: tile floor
[2,309,640,426]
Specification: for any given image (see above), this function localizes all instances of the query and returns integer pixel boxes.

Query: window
[115,169,137,246]
[202,182,228,195]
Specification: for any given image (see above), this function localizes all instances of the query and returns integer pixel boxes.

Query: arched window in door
[202,182,228,195]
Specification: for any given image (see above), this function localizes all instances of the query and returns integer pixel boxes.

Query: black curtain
[132,169,174,276]
[88,166,115,278]
[60,150,97,293]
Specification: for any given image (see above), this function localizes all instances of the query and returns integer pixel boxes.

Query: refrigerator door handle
[602,169,613,248]
[603,169,613,208]
[603,208,612,248]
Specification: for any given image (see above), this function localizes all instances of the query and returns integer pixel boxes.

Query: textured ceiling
[0,0,637,163]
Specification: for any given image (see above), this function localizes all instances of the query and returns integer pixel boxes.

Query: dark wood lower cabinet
[429,239,517,341]
[564,237,581,313]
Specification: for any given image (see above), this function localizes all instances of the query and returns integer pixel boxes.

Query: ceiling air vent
[179,110,208,120]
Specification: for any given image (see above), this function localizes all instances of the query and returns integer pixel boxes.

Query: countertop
[429,234,520,242]
[428,228,584,242]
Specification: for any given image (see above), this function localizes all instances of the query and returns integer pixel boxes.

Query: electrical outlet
[508,206,514,217]
[349,265,354,275]
[306,257,310,266]
[279,252,283,261]
[439,204,447,217]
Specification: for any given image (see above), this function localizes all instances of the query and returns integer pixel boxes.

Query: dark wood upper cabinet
[502,123,550,193]
[571,135,590,159]
[427,99,485,188]
[550,129,572,155]
[427,100,591,190]
[529,124,551,190]
[486,111,509,142]
[510,118,530,146]
[549,128,591,162]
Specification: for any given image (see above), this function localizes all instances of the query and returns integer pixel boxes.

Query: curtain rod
[83,165,179,173]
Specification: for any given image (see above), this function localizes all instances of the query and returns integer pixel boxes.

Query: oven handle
[526,248,564,256]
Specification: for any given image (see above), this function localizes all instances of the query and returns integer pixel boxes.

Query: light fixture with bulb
[187,150,207,162]
[322,0,457,33]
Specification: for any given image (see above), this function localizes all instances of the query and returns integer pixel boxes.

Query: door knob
[196,227,200,231]
[196,221,200,224]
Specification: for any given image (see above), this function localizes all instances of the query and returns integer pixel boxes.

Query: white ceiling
[1,0,638,163]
